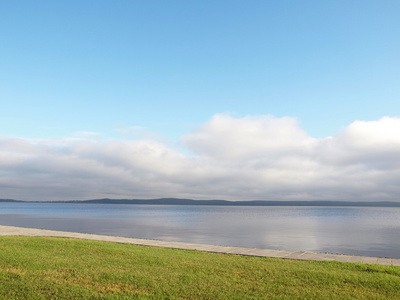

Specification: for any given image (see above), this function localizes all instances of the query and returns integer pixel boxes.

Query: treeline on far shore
[1,198,400,207]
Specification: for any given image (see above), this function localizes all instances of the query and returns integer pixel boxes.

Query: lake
[1,202,399,259]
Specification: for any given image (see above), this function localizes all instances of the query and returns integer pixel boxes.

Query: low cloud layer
[1,114,400,201]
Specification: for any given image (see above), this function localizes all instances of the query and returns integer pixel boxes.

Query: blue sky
[1,1,400,201]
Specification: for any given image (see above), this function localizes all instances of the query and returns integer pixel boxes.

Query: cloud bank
[1,114,400,201]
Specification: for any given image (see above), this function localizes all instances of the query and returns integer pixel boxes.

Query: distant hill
[76,198,400,207]
[2,198,400,207]
[0,199,22,203]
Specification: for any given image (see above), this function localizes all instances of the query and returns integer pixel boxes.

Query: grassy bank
[0,236,399,299]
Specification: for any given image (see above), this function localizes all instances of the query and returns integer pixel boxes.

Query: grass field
[0,236,399,299]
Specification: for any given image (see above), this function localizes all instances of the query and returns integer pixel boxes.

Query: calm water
[1,202,400,258]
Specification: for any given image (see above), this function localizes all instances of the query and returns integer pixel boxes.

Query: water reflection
[1,203,400,258]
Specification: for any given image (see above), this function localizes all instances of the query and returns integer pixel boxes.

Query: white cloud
[1,115,400,201]
[316,117,400,169]
[181,114,315,162]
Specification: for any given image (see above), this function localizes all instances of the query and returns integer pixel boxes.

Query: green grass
[0,236,399,299]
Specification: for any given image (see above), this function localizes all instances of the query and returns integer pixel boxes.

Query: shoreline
[1,225,399,266]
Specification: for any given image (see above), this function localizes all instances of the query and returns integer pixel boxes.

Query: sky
[1,1,400,201]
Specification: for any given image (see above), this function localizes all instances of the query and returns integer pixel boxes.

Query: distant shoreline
[1,198,400,207]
